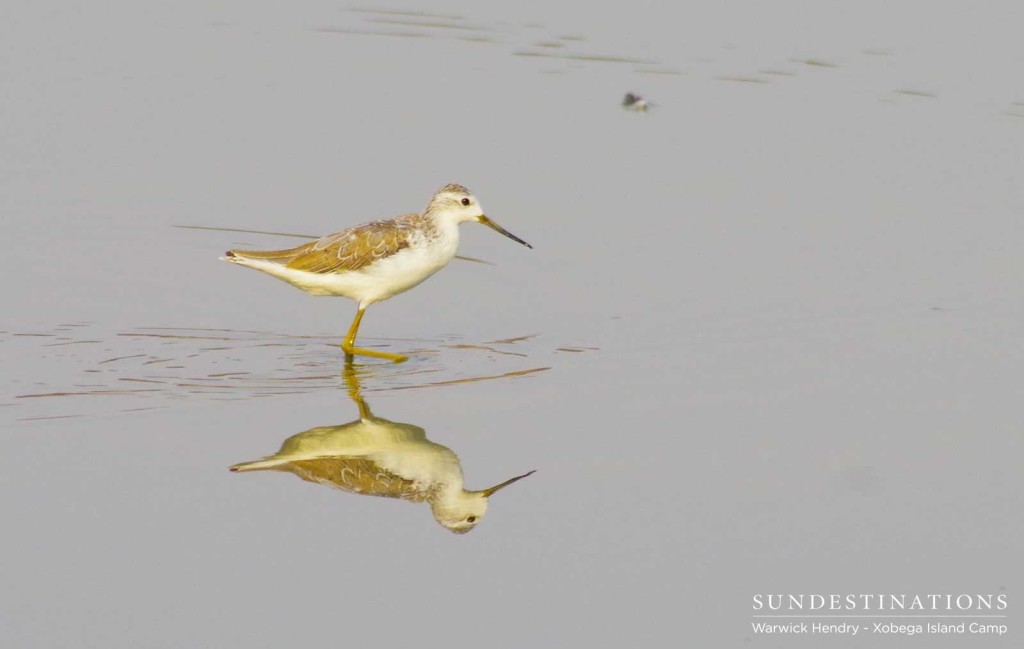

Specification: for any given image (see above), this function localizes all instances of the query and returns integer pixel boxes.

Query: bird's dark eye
[461,198,471,206]
[467,516,477,523]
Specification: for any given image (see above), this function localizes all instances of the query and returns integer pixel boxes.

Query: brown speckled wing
[283,457,431,502]
[285,216,421,274]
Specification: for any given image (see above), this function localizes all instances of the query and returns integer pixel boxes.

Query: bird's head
[427,183,532,249]
[430,470,536,534]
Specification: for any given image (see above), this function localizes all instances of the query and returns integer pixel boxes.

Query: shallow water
[2,2,1022,647]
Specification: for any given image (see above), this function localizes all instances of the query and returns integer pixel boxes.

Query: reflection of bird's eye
[467,516,477,523]
[461,198,471,206]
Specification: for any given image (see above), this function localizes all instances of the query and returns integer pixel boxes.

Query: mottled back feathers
[226,213,434,274]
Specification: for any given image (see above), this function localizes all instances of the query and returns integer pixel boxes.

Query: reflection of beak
[477,215,533,249]
[481,470,536,497]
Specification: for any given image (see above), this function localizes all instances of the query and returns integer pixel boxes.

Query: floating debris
[347,8,465,21]
[714,75,768,84]
[894,88,937,98]
[622,92,651,112]
[635,68,684,76]
[793,58,839,68]
[513,51,657,65]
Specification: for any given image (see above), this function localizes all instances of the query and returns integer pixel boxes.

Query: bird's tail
[220,244,307,264]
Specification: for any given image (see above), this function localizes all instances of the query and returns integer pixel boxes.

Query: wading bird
[222,184,531,362]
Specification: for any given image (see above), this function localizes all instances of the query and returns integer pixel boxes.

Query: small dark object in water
[622,92,650,112]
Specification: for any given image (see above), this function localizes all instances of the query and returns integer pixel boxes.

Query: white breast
[279,225,460,305]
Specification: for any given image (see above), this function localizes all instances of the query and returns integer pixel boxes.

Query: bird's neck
[422,213,462,254]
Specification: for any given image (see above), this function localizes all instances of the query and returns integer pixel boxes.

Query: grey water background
[2,1,1022,646]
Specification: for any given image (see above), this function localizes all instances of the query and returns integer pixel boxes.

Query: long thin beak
[478,215,532,249]
[481,469,536,497]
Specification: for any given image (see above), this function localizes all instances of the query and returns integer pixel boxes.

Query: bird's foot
[341,343,408,363]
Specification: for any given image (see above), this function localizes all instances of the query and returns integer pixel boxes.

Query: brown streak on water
[484,334,539,344]
[445,344,528,357]
[373,367,550,391]
[365,18,492,32]
[99,354,147,364]
[714,75,769,84]
[43,340,102,347]
[16,389,161,398]
[347,8,465,21]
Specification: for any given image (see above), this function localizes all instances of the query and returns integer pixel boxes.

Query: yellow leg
[341,363,374,419]
[341,306,408,363]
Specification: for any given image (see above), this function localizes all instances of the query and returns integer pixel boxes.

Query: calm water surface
[2,2,1022,647]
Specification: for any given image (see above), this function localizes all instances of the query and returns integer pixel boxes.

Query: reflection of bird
[622,92,651,112]
[221,184,532,363]
[230,368,534,534]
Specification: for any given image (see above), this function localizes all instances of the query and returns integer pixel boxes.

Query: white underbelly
[232,243,455,306]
